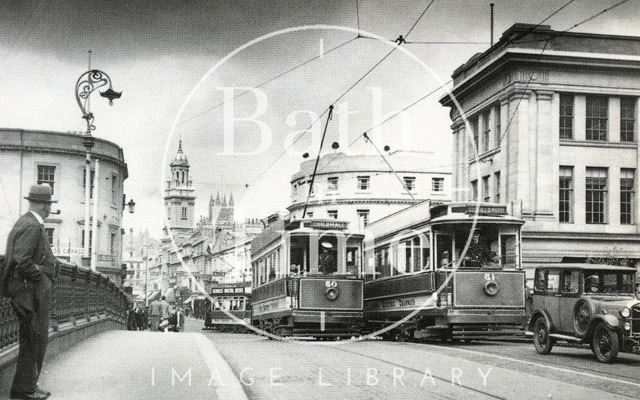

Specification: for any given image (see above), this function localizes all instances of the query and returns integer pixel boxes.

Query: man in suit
[1,184,58,400]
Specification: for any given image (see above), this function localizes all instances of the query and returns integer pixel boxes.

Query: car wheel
[592,322,619,363]
[533,317,554,355]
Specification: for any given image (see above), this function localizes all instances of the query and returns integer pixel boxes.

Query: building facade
[0,128,129,280]
[439,24,640,275]
[288,151,451,230]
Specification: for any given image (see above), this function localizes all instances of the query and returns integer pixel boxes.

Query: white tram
[364,201,527,340]
[250,217,365,338]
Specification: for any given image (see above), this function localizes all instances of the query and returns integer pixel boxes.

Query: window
[403,176,416,191]
[482,176,490,202]
[586,167,608,224]
[83,169,95,199]
[45,228,54,246]
[620,97,636,142]
[546,271,560,293]
[494,172,501,203]
[181,207,188,220]
[37,165,56,195]
[111,174,118,205]
[472,116,479,151]
[110,232,116,255]
[559,167,574,223]
[327,210,338,219]
[81,230,93,254]
[357,176,370,191]
[432,177,444,192]
[327,177,338,191]
[306,211,313,218]
[620,169,635,224]
[357,209,370,227]
[470,180,478,201]
[495,105,501,146]
[561,271,580,294]
[559,94,574,139]
[482,111,490,152]
[586,96,608,141]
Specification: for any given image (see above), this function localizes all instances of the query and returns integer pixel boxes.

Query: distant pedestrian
[0,184,58,400]
[149,297,163,331]
[135,306,146,330]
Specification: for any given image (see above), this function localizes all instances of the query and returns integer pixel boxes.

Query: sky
[1,0,639,237]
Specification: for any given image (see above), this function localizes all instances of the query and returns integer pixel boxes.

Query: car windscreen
[583,271,635,294]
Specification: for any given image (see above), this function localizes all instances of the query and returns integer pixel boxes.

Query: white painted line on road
[416,343,640,389]
[320,311,325,331]
[194,334,249,400]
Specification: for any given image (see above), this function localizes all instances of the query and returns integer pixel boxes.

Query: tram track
[325,343,509,400]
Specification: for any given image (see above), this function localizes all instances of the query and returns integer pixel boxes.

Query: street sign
[52,247,84,256]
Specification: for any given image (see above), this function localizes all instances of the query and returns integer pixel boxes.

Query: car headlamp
[621,307,631,318]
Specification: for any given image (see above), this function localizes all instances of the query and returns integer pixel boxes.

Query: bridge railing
[0,255,130,350]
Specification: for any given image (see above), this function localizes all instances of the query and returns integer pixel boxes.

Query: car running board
[525,331,583,342]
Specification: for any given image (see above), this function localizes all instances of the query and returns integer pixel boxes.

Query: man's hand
[26,267,42,283]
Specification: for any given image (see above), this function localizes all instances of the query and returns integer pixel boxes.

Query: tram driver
[463,230,493,268]
[319,242,337,275]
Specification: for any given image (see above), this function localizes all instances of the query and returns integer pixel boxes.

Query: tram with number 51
[363,201,527,341]
[250,215,365,338]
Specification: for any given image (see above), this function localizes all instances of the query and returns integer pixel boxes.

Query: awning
[147,290,161,302]
[182,294,206,304]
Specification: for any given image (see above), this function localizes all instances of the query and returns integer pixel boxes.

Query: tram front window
[319,236,338,275]
[455,226,499,269]
[290,235,310,275]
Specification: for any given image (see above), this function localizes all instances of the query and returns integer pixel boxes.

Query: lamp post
[75,68,121,270]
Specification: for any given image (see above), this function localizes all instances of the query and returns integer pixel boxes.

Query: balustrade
[0,255,129,350]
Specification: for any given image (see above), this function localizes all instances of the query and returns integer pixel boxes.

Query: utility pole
[144,236,149,307]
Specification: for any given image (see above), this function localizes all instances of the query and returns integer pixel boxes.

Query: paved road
[192,320,640,400]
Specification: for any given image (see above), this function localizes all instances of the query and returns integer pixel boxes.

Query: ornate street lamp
[75,68,121,269]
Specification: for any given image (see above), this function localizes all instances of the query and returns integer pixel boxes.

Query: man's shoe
[35,387,51,397]
[9,391,49,400]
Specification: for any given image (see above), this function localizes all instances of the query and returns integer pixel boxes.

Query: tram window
[290,236,310,274]
[436,235,453,268]
[500,234,517,268]
[346,246,360,276]
[375,246,391,278]
[318,235,338,275]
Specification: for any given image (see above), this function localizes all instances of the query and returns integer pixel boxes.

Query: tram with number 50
[363,201,527,341]
[250,216,365,338]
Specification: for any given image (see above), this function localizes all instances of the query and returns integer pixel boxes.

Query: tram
[250,216,365,338]
[203,284,251,332]
[363,201,527,341]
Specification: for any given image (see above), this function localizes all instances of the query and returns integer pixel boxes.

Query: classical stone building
[439,24,640,275]
[288,151,451,230]
[0,128,129,280]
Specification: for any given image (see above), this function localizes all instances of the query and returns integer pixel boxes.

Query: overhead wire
[245,0,440,189]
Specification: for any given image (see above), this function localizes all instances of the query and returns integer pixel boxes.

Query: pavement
[0,320,247,400]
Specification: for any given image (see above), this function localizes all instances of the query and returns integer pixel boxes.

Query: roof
[170,140,189,167]
[290,151,450,182]
[533,263,637,272]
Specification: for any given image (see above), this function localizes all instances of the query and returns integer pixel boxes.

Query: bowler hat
[24,184,57,203]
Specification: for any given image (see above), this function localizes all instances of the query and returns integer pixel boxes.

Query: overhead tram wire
[245,0,440,189]
[302,105,334,218]
[313,79,453,176]
[177,36,358,128]
[362,132,418,203]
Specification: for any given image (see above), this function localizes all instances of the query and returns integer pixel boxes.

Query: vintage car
[527,264,640,363]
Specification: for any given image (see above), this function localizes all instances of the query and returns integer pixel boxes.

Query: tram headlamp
[325,287,339,301]
[624,322,631,331]
[484,280,499,296]
[621,307,631,318]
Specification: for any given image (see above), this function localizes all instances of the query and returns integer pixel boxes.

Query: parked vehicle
[528,264,640,363]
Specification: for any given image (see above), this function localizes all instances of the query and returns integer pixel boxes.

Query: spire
[170,139,189,167]
[209,194,214,206]
[215,192,221,205]
[221,194,227,207]
[229,193,234,206]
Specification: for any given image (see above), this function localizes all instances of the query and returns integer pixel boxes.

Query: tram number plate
[484,273,495,281]
[632,345,640,354]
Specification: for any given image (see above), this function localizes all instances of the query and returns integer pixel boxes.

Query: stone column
[574,95,586,141]
[511,88,531,215]
[609,97,621,142]
[499,96,510,203]
[535,90,555,218]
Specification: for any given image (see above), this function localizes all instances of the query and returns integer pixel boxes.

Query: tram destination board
[464,205,507,216]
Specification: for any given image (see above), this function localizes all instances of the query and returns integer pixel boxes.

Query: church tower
[164,140,196,241]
